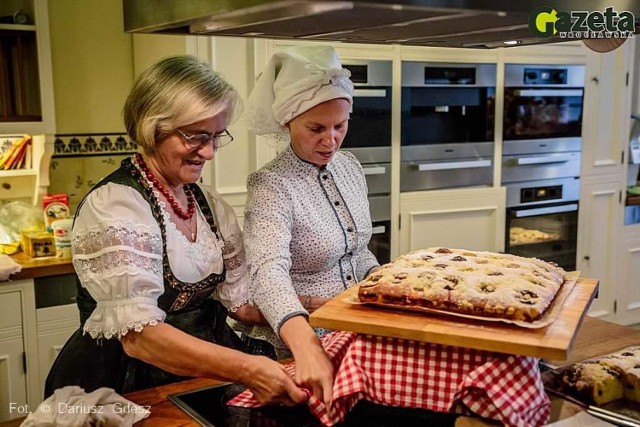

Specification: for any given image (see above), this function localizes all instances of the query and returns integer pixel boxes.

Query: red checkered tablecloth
[228,331,550,427]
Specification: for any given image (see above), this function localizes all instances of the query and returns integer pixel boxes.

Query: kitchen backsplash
[49,133,137,213]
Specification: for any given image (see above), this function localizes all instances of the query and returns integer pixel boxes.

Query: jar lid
[51,218,73,228]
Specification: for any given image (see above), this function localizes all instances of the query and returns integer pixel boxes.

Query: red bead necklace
[135,153,196,220]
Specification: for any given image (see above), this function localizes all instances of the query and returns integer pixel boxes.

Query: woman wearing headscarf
[241,45,380,406]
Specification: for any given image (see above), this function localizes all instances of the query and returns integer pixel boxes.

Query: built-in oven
[400,62,496,191]
[368,196,391,265]
[342,60,392,264]
[504,65,585,142]
[505,179,579,271]
[502,64,585,271]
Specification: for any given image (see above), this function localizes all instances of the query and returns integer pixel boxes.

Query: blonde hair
[123,55,241,151]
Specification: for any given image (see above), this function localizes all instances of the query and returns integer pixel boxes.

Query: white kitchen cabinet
[617,224,640,325]
[582,42,634,178]
[577,177,622,321]
[0,275,82,421]
[36,304,79,398]
[578,39,636,324]
[0,0,55,135]
[0,280,38,422]
[0,289,27,420]
[398,187,506,254]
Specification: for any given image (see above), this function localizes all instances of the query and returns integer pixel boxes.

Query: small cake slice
[598,348,640,375]
[623,367,640,402]
[561,361,624,405]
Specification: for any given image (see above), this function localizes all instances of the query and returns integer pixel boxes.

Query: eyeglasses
[175,128,234,150]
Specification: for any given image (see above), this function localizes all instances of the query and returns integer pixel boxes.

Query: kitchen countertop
[6,252,74,281]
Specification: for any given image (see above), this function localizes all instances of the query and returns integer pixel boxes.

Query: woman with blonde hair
[45,55,305,407]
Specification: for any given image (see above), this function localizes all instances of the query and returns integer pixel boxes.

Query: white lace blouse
[71,183,249,340]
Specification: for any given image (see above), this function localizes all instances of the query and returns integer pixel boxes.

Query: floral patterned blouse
[242,145,379,349]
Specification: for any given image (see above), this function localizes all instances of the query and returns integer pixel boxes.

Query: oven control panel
[523,67,568,85]
[520,185,562,203]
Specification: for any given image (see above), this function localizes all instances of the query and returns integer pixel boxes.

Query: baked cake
[560,346,640,405]
[358,247,566,322]
[560,361,624,405]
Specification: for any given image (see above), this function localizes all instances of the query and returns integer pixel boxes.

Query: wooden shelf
[0,168,36,177]
[0,23,36,32]
[0,134,53,204]
[627,194,640,206]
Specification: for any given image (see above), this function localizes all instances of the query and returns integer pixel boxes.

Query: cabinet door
[0,290,27,421]
[578,178,621,320]
[36,304,79,400]
[0,0,55,135]
[617,227,640,325]
[398,187,506,255]
[582,42,634,178]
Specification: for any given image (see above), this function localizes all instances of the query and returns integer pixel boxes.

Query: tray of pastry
[342,271,580,330]
[543,346,640,425]
[311,248,599,360]
[509,227,560,246]
[310,275,598,360]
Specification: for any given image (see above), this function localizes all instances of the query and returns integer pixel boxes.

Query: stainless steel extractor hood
[122,0,640,49]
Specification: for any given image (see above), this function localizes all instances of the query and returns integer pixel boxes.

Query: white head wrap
[245,45,354,136]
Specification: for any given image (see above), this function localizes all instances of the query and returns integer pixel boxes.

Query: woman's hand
[279,316,334,408]
[292,339,334,407]
[242,355,307,406]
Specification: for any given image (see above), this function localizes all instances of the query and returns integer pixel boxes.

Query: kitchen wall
[45,0,193,211]
[47,0,132,133]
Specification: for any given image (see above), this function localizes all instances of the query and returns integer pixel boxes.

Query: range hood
[123,0,639,49]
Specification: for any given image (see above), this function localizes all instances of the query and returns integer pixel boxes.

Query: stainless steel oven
[503,64,585,145]
[502,64,585,271]
[342,60,392,263]
[400,62,496,191]
[505,179,579,271]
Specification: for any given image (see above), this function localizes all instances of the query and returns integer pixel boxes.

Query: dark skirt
[44,299,246,398]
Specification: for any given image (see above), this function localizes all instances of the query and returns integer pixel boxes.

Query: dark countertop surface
[5,252,74,281]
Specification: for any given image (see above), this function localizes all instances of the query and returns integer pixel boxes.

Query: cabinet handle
[583,255,590,261]
[353,89,387,98]
[372,225,386,235]
[516,155,574,165]
[516,89,583,97]
[416,159,491,171]
[591,76,599,84]
[1,182,11,190]
[362,166,386,176]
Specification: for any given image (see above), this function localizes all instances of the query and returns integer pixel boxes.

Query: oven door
[368,195,391,264]
[369,220,391,265]
[401,86,495,145]
[342,86,392,150]
[503,88,584,140]
[505,202,578,271]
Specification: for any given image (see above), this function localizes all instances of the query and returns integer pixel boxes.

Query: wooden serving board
[310,277,598,361]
